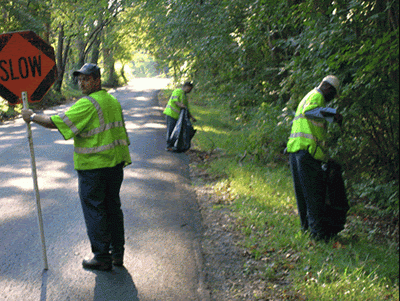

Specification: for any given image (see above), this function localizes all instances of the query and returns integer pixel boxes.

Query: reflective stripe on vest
[293,114,325,128]
[75,139,129,154]
[166,104,180,114]
[69,96,127,154]
[289,132,316,141]
[59,113,79,136]
[60,96,126,139]
[287,89,328,161]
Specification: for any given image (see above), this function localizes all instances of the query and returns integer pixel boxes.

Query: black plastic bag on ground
[323,160,350,235]
[169,108,196,152]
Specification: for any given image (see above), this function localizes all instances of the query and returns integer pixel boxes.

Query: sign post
[22,91,48,270]
[0,31,56,270]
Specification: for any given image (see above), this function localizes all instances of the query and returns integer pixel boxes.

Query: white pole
[21,91,49,270]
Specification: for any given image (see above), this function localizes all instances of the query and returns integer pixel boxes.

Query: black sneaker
[112,257,123,266]
[82,258,112,271]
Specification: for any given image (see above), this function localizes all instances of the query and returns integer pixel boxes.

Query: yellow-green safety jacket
[163,88,188,120]
[51,90,132,170]
[287,89,328,162]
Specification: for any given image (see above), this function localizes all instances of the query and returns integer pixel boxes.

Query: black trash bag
[169,108,196,152]
[323,160,350,235]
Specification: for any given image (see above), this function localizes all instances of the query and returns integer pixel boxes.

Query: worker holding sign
[0,30,59,271]
[22,63,132,271]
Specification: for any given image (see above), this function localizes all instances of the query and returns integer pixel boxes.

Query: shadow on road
[40,267,139,301]
[93,267,139,301]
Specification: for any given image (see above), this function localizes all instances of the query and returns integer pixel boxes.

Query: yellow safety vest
[163,88,188,120]
[287,89,328,162]
[51,89,132,170]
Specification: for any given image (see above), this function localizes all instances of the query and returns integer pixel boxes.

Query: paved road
[0,79,206,301]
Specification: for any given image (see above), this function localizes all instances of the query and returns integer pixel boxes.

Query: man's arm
[175,103,197,122]
[305,107,342,125]
[174,101,186,109]
[173,93,196,122]
[21,109,57,129]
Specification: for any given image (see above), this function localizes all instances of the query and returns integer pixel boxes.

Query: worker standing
[163,82,196,151]
[287,75,347,241]
[22,63,131,270]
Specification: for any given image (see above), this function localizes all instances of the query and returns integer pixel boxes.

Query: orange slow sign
[0,31,57,105]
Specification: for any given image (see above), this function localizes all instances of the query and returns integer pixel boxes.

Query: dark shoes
[112,257,123,266]
[82,256,124,271]
[82,258,112,271]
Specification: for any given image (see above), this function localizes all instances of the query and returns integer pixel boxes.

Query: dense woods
[1,0,398,216]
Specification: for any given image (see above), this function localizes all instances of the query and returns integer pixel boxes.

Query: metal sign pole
[22,91,49,270]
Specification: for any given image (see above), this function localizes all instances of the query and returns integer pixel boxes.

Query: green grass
[189,101,399,300]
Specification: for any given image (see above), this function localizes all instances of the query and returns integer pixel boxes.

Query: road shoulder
[188,150,270,301]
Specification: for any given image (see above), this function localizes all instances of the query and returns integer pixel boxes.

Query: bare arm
[175,101,197,122]
[174,101,186,109]
[21,109,57,129]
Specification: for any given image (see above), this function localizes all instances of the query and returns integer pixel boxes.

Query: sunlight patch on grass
[194,124,228,135]
[302,266,398,300]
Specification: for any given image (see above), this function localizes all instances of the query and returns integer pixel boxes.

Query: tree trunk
[102,26,118,87]
[76,35,86,69]
[90,36,101,64]
[90,14,102,64]
[54,24,72,92]
[54,24,65,93]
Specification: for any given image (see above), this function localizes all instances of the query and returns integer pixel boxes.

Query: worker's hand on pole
[21,109,34,123]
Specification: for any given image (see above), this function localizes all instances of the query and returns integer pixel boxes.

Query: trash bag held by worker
[323,160,350,234]
[169,108,196,152]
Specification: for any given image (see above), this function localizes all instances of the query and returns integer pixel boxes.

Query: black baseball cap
[73,63,101,78]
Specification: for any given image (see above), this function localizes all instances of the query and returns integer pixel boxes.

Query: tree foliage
[135,0,399,211]
[1,0,136,90]
[0,0,398,211]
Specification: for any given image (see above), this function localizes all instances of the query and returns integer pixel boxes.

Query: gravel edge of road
[188,150,271,301]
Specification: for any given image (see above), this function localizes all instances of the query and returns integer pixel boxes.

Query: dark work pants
[289,150,330,240]
[77,163,125,263]
[166,115,177,148]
